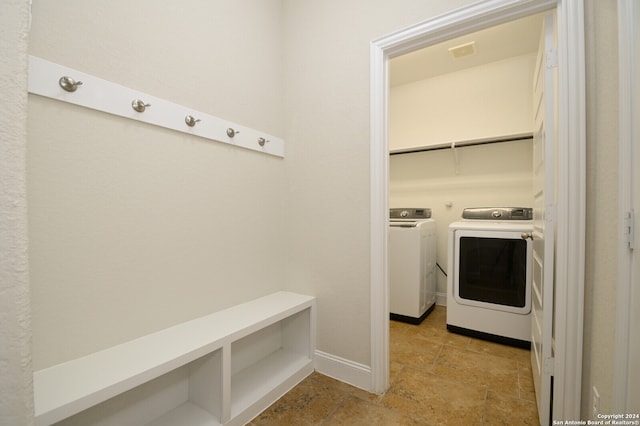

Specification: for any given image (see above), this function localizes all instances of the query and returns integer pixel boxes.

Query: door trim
[369,0,586,420]
[614,0,638,412]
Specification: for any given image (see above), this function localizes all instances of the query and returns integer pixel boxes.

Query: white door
[531,12,557,426]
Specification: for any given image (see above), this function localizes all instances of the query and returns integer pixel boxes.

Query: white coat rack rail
[27,55,285,158]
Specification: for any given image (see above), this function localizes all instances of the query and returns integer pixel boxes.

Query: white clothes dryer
[389,208,437,324]
[447,207,533,347]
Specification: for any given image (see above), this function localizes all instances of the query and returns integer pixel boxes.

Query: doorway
[388,13,541,319]
[369,0,585,422]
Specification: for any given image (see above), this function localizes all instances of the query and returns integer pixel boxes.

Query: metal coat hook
[29,56,285,157]
[185,115,201,127]
[258,137,270,147]
[131,99,151,113]
[59,76,83,92]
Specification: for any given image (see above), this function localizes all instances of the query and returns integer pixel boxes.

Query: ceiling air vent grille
[448,41,476,59]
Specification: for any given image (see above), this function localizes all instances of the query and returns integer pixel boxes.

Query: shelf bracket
[451,141,460,174]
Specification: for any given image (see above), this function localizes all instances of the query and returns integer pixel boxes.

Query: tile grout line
[431,342,445,370]
[517,360,524,400]
[318,393,352,425]
[481,388,489,426]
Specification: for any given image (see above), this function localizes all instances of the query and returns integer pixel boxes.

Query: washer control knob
[491,210,502,218]
[400,210,409,218]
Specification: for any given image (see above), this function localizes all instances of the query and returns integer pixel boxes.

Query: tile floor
[250,306,539,425]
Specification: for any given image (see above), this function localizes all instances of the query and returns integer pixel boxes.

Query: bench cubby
[34,292,315,426]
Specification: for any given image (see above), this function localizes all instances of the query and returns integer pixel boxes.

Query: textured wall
[582,0,619,417]
[0,0,33,424]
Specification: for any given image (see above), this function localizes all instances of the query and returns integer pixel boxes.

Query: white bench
[34,291,316,426]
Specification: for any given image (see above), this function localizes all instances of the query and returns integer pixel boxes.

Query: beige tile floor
[250,306,539,425]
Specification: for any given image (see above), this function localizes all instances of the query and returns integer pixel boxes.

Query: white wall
[27,0,286,370]
[390,140,534,300]
[390,54,536,151]
[0,0,33,423]
[281,0,477,368]
[25,0,482,387]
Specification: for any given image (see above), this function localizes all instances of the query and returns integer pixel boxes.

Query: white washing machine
[389,208,437,324]
[447,207,533,347]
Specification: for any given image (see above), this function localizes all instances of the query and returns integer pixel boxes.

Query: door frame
[369,0,586,420]
[614,0,639,412]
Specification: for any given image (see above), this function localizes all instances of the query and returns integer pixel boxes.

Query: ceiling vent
[448,41,476,59]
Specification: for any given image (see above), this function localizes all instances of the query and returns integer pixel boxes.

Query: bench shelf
[34,291,315,426]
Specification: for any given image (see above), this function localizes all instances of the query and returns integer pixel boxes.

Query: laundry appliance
[389,208,437,324]
[447,207,533,347]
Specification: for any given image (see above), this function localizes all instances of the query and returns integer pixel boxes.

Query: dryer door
[453,228,532,315]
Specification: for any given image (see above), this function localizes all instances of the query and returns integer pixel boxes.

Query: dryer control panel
[461,207,532,220]
[390,208,432,219]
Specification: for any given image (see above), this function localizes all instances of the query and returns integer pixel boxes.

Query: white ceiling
[390,13,545,87]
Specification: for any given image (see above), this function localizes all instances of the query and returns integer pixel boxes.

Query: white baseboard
[314,350,372,392]
[437,292,447,306]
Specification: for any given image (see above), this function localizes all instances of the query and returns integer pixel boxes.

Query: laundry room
[388,14,542,309]
[386,31,543,408]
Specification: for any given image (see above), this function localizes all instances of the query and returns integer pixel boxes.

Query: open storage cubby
[57,350,223,426]
[34,292,315,426]
[229,308,311,425]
